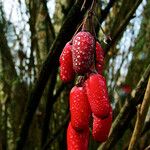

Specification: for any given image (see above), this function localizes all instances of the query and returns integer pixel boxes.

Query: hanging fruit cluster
[59,1,112,149]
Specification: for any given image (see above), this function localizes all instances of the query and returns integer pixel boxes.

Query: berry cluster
[59,30,112,149]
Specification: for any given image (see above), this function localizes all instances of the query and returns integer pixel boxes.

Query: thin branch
[41,79,73,147]
[128,76,150,150]
[99,0,117,24]
[42,114,70,150]
[141,119,150,136]
[95,0,117,36]
[41,69,58,147]
[43,0,55,40]
[0,22,17,81]
[98,64,150,150]
[144,145,150,150]
[105,0,143,54]
[53,83,66,100]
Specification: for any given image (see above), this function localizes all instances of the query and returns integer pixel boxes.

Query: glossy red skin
[59,42,75,82]
[70,86,91,131]
[85,74,110,118]
[72,31,95,74]
[96,42,105,74]
[67,122,89,150]
[92,107,112,142]
[96,63,103,74]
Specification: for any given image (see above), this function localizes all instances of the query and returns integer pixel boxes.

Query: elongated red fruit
[92,107,112,142]
[70,85,91,131]
[72,31,95,74]
[85,74,110,118]
[59,42,75,82]
[67,122,89,150]
[96,42,105,74]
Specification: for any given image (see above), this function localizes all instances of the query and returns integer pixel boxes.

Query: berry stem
[71,20,84,42]
[82,15,88,31]
[76,76,86,87]
[93,12,112,44]
[81,0,96,32]
[88,0,97,37]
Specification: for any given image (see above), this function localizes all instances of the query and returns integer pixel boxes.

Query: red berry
[96,63,103,74]
[96,42,105,74]
[59,42,75,82]
[72,31,95,74]
[85,74,110,118]
[92,107,112,142]
[70,85,91,131]
[121,84,132,94]
[67,122,89,150]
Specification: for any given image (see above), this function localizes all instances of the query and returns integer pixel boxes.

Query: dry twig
[98,64,150,150]
[128,77,150,150]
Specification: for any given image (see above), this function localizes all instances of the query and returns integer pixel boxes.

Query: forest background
[0,0,150,150]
